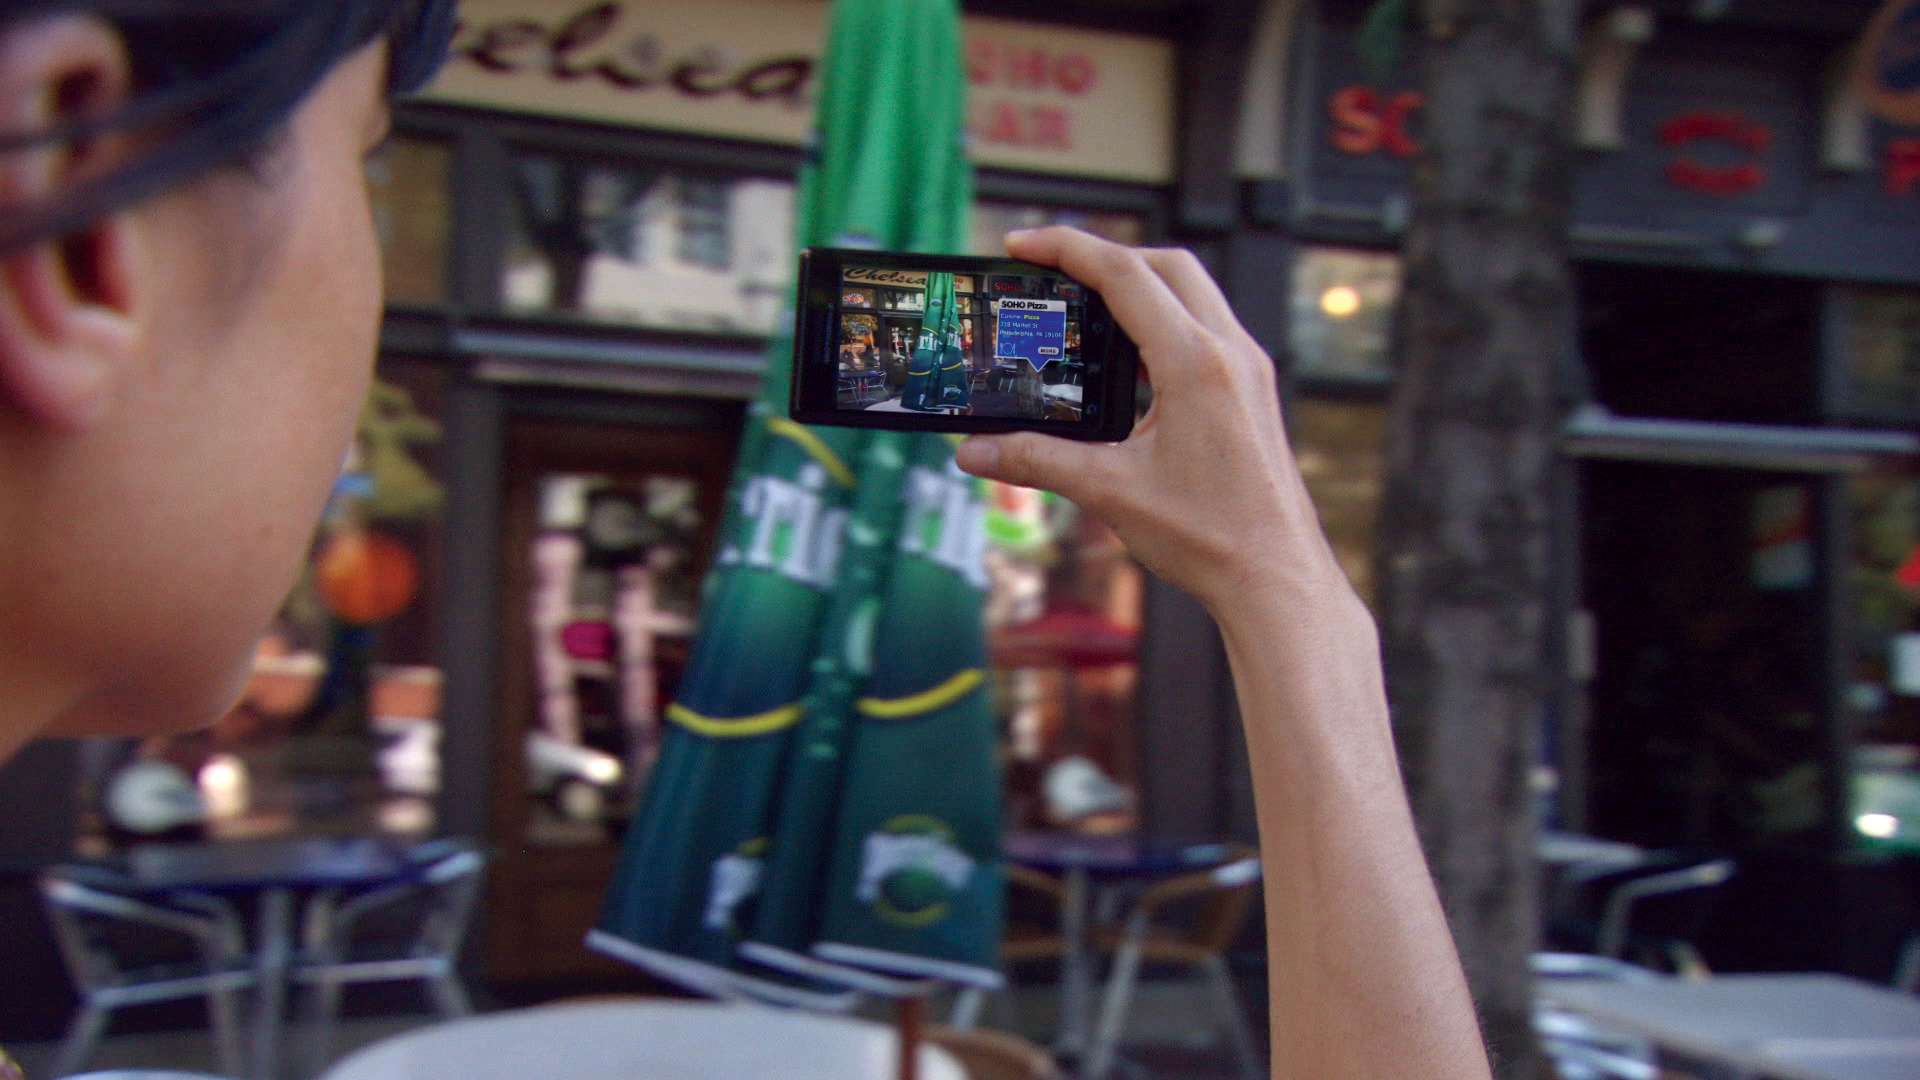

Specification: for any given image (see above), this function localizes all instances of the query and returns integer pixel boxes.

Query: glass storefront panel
[1838,287,1920,419]
[1290,247,1402,385]
[963,202,1148,832]
[502,153,795,335]
[982,484,1143,833]
[971,202,1145,255]
[365,135,452,306]
[1289,398,1387,605]
[520,473,705,846]
[1845,469,1920,854]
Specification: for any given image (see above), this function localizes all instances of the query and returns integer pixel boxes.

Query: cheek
[91,158,382,727]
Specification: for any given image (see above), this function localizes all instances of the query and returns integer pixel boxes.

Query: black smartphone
[789,248,1138,441]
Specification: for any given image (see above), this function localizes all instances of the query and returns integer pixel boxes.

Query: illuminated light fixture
[1856,812,1901,839]
[196,754,250,820]
[1320,285,1362,319]
[584,755,624,785]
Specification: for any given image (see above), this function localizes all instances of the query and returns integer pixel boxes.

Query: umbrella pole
[896,994,925,1080]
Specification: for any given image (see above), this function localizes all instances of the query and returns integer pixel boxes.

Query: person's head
[0,1,453,762]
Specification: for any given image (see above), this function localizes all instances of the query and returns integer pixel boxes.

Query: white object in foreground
[318,999,965,1080]
[1540,973,1920,1080]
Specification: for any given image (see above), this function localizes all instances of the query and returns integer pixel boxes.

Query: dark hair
[0,0,455,252]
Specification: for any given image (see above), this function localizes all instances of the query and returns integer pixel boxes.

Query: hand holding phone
[949,227,1342,615]
[788,248,1140,441]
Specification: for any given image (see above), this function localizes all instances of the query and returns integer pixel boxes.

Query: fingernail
[954,438,999,475]
[1004,228,1037,243]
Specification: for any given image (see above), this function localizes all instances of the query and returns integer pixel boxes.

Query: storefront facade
[1265,0,1920,977]
[359,0,1183,983]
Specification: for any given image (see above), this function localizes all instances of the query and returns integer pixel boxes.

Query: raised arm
[953,227,1492,1080]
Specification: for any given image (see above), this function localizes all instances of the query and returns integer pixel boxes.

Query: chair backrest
[1594,857,1734,961]
[38,869,224,993]
[924,1025,1061,1080]
[404,841,487,957]
[1122,846,1261,955]
[1183,854,1262,954]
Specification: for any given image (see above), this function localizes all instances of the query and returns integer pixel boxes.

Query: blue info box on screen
[996,298,1067,371]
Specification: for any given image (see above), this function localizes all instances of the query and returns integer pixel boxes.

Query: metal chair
[1532,952,1668,1080]
[944,862,1077,1031]
[1083,852,1263,1080]
[1550,854,1735,975]
[923,1024,1061,1080]
[292,840,486,1069]
[38,864,255,1078]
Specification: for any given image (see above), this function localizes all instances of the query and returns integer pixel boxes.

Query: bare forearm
[950,226,1493,1080]
[1213,581,1492,1080]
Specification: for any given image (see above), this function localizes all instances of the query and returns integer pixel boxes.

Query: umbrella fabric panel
[900,273,956,413]
[750,432,914,954]
[803,0,971,254]
[934,275,973,412]
[594,421,860,967]
[745,0,994,989]
[809,438,1004,986]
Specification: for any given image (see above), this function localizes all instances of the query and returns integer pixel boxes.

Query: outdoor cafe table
[1002,830,1240,1060]
[115,837,418,1080]
[1539,972,1920,1080]
[317,999,965,1080]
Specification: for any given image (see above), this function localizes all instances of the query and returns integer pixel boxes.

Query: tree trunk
[1375,2,1580,1078]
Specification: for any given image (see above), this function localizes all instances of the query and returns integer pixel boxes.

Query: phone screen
[831,263,1089,422]
[791,249,1136,441]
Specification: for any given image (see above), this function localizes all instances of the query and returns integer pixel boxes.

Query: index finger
[1004,226,1211,372]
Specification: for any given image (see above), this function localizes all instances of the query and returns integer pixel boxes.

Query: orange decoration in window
[316,531,420,625]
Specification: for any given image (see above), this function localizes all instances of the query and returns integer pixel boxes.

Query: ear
[0,15,139,433]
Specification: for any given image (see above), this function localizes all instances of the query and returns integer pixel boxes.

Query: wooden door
[485,411,735,981]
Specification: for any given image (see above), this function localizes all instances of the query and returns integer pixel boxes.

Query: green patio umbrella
[899,272,971,414]
[592,0,1001,1002]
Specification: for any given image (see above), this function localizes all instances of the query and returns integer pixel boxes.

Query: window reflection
[1840,287,1920,418]
[1290,399,1386,605]
[971,202,1144,256]
[365,135,452,306]
[984,486,1143,834]
[503,154,793,335]
[963,204,1149,833]
[1846,469,1920,854]
[525,474,703,845]
[1290,247,1401,384]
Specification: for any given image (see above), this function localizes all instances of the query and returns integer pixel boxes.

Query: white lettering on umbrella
[724,462,848,588]
[898,463,989,589]
[854,833,977,902]
[704,853,765,931]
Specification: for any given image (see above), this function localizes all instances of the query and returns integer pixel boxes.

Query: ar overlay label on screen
[995,298,1067,372]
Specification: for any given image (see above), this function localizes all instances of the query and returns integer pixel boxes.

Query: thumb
[953,433,1111,506]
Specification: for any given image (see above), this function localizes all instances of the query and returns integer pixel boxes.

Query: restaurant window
[1844,469,1920,855]
[676,177,732,272]
[365,134,452,307]
[521,473,705,846]
[1835,287,1920,421]
[970,202,1145,255]
[77,361,450,852]
[1290,399,1387,605]
[1290,247,1402,385]
[503,152,794,335]
[966,201,1148,834]
[984,485,1144,835]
